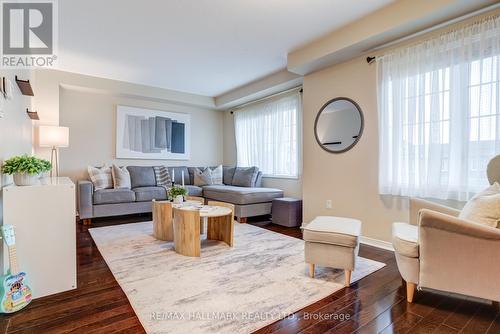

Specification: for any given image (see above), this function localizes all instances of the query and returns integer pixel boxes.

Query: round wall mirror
[314,97,364,153]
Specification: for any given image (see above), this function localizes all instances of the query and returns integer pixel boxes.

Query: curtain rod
[366,2,500,64]
[230,86,302,114]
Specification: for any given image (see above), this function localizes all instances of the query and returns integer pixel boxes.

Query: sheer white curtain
[378,15,500,201]
[234,92,300,178]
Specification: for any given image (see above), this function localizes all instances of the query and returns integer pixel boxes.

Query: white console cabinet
[2,177,76,298]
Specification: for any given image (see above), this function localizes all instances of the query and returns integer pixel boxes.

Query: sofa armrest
[78,180,94,219]
[409,198,460,226]
[418,209,500,301]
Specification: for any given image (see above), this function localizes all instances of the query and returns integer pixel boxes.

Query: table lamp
[39,125,69,177]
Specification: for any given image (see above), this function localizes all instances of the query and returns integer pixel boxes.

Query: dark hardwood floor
[1,215,498,334]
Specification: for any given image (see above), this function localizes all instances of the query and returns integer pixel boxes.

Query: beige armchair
[393,155,500,305]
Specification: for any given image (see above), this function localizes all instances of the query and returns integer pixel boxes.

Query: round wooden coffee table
[172,205,233,257]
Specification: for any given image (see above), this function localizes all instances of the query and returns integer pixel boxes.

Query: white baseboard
[360,236,394,252]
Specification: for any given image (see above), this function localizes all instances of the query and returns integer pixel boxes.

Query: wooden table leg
[173,209,201,257]
[222,214,234,247]
[152,200,173,241]
[207,214,233,247]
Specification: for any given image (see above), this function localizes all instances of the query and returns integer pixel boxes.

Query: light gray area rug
[89,222,385,334]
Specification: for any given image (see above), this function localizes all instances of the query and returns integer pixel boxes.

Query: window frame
[233,90,302,179]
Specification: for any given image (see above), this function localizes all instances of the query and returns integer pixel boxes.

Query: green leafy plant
[1,155,52,175]
[168,185,188,198]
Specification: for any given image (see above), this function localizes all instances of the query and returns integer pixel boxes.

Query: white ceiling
[58,0,394,97]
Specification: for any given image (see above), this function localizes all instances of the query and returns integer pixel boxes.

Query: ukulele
[0,225,32,313]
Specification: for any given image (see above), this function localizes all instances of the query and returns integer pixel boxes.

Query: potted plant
[1,155,52,186]
[168,185,188,204]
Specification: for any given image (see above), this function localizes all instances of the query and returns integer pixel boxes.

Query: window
[234,92,301,178]
[378,15,500,201]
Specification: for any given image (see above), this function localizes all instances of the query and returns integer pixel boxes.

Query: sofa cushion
[127,166,156,188]
[223,166,236,185]
[93,188,135,205]
[185,185,203,197]
[232,167,259,187]
[202,185,283,205]
[392,222,419,258]
[133,186,167,202]
[303,216,361,248]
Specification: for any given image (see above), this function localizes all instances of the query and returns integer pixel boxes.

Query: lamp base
[50,147,59,178]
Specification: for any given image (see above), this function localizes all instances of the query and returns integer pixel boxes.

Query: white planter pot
[13,173,40,186]
[173,195,184,204]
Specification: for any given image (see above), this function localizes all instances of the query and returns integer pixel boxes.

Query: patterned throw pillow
[111,165,131,189]
[194,167,212,186]
[88,166,113,190]
[211,165,223,185]
[153,166,172,189]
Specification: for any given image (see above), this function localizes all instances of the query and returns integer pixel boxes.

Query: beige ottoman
[303,216,362,287]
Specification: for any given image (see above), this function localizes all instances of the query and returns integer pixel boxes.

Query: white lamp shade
[39,126,70,148]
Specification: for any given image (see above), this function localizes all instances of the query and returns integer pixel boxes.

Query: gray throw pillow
[127,166,157,188]
[232,167,259,187]
[112,164,131,189]
[194,167,213,186]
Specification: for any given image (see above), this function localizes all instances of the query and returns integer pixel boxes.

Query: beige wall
[223,110,303,199]
[33,70,223,183]
[301,54,467,242]
[302,57,406,242]
[299,8,498,242]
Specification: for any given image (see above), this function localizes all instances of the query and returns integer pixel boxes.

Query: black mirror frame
[314,97,364,154]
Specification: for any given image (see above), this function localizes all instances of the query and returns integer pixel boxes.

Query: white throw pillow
[194,167,212,186]
[459,182,500,228]
[211,165,223,185]
[87,165,113,190]
[111,165,131,189]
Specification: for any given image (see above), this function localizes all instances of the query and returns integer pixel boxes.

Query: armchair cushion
[392,223,419,258]
[459,182,500,228]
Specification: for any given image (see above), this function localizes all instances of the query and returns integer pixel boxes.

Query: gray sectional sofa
[78,166,283,222]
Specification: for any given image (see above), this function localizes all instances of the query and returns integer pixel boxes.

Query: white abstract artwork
[116,105,190,160]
